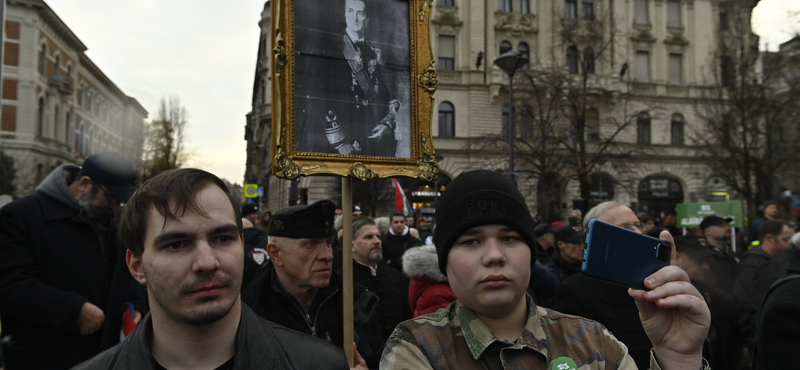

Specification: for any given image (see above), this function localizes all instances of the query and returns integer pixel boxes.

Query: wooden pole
[341,177,354,367]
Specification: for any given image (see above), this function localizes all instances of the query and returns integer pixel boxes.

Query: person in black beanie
[380,170,712,369]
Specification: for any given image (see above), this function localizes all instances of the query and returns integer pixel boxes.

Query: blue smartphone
[581,219,671,290]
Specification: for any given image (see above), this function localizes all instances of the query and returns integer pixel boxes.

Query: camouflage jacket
[380,295,662,370]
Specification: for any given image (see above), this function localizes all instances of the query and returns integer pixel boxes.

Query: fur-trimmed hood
[402,245,448,282]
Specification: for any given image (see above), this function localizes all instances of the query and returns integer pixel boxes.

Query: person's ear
[268,241,283,266]
[77,176,93,194]
[126,250,147,285]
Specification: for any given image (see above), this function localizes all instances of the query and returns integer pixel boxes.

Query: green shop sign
[676,201,743,228]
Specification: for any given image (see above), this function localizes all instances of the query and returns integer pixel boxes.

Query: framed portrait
[272,0,439,181]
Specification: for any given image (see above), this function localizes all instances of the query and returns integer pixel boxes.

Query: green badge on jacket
[552,357,578,370]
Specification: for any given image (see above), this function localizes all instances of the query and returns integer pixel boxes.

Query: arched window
[54,55,60,76]
[37,98,45,137]
[586,108,599,141]
[671,114,684,145]
[583,47,595,74]
[66,64,72,79]
[499,41,512,55]
[438,102,455,137]
[637,112,651,144]
[518,42,530,66]
[65,112,71,145]
[567,46,579,74]
[39,43,47,75]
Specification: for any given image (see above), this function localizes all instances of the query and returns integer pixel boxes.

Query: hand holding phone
[581,219,671,290]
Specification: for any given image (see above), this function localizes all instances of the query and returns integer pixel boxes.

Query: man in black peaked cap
[242,200,383,369]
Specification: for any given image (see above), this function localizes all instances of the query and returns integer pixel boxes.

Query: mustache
[179,274,231,294]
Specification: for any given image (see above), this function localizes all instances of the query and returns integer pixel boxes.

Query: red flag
[392,178,413,217]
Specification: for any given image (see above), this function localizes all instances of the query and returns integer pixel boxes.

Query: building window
[565,0,577,19]
[37,98,45,137]
[637,112,651,144]
[67,65,72,79]
[518,42,530,66]
[39,44,47,75]
[634,0,648,25]
[65,112,71,145]
[567,46,580,74]
[520,105,533,139]
[54,55,60,76]
[667,0,681,28]
[636,52,650,82]
[439,0,454,6]
[668,54,682,85]
[671,114,684,145]
[587,108,600,141]
[719,8,728,31]
[584,47,595,74]
[502,104,510,135]
[500,0,512,12]
[517,0,529,14]
[720,56,733,87]
[54,105,59,139]
[438,36,455,70]
[79,125,85,155]
[438,102,455,137]
[583,1,594,20]
[499,40,512,55]
[88,129,94,155]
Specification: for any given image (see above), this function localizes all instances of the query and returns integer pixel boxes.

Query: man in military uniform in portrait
[295,0,401,157]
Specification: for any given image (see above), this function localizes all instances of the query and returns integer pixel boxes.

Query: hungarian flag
[392,178,414,217]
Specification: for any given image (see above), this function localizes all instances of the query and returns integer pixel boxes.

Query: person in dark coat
[242,200,383,368]
[554,201,655,368]
[546,226,585,282]
[241,218,269,287]
[753,249,800,370]
[347,217,412,341]
[533,224,556,265]
[0,153,145,370]
[380,211,421,272]
[73,168,350,370]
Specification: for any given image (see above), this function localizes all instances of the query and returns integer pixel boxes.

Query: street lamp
[494,50,528,187]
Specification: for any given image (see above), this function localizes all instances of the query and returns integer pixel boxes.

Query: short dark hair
[119,168,243,257]
[352,216,376,240]
[759,219,791,242]
[389,211,405,221]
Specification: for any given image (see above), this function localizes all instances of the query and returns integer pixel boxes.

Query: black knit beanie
[433,170,537,275]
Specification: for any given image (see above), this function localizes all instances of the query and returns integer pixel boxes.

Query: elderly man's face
[270,236,334,290]
[600,206,642,233]
[345,0,368,35]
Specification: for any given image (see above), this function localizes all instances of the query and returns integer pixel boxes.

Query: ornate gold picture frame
[272,0,439,181]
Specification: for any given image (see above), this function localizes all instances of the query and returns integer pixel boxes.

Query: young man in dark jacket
[72,169,350,370]
[381,211,421,272]
[0,153,145,370]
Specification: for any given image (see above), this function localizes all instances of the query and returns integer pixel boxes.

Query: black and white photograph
[293,0,412,159]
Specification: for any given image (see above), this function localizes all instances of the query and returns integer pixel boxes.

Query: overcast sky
[47,0,798,184]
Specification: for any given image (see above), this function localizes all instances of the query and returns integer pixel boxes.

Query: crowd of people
[0,153,793,370]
